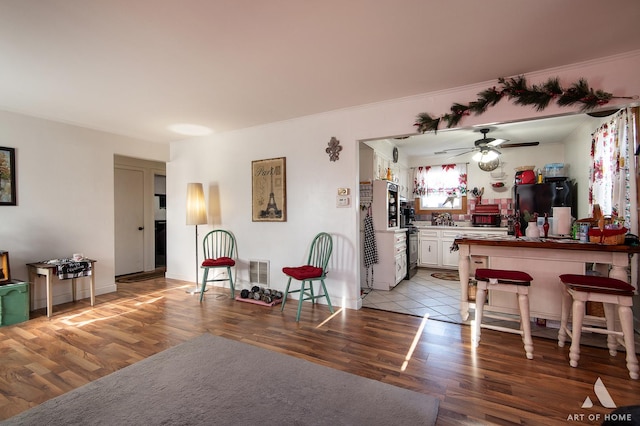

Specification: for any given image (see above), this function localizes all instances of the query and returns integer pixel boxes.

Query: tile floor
[361,267,464,323]
[361,267,640,351]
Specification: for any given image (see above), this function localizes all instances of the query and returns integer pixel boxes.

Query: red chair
[281,232,333,321]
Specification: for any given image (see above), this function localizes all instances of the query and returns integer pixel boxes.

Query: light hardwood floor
[0,277,638,425]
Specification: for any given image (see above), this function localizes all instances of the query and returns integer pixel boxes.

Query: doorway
[113,155,167,278]
[114,168,144,275]
[154,175,167,268]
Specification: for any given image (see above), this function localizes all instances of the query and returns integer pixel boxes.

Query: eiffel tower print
[252,157,286,222]
[260,166,282,219]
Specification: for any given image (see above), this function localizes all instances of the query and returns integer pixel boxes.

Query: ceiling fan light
[473,148,499,162]
[484,150,499,161]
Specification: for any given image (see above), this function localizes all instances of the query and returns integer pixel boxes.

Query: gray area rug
[3,334,439,425]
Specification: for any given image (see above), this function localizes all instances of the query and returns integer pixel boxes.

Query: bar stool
[558,274,638,380]
[474,268,534,359]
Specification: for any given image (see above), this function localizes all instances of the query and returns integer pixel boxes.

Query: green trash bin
[0,280,29,326]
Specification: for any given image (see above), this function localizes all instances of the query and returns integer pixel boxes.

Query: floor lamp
[186,182,207,294]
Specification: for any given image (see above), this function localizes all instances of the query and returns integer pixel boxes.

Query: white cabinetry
[441,230,461,268]
[418,226,508,269]
[372,230,407,290]
[418,229,438,267]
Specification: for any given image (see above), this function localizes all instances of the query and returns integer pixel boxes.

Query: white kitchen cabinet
[418,229,438,267]
[417,226,508,269]
[441,230,461,268]
[371,230,407,290]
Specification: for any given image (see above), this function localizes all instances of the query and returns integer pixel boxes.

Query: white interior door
[115,168,144,276]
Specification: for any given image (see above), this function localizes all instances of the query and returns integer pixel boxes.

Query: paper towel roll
[552,207,572,235]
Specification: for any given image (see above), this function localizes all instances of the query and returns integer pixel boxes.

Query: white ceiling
[1,0,639,144]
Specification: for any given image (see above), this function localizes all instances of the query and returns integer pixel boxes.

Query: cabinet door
[419,238,439,266]
[394,252,407,285]
[440,238,459,268]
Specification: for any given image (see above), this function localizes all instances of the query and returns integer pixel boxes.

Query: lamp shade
[186,183,207,225]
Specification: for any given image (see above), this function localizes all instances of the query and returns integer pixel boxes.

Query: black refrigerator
[514,180,577,231]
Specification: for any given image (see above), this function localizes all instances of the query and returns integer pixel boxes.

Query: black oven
[406,226,418,279]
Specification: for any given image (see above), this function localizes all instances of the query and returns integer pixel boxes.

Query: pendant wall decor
[326,137,342,161]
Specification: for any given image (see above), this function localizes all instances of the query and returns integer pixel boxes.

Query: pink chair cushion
[560,274,635,295]
[282,265,324,280]
[475,268,532,284]
[202,257,235,267]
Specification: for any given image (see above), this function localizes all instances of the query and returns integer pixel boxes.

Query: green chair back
[307,232,332,274]
[202,229,235,260]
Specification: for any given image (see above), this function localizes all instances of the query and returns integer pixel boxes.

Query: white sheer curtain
[589,107,638,233]
[413,163,468,208]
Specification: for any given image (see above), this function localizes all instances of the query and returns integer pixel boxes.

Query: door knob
[138,226,144,230]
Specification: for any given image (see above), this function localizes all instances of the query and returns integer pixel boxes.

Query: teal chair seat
[281,232,334,321]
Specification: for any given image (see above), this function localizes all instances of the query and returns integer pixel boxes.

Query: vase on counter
[525,221,540,238]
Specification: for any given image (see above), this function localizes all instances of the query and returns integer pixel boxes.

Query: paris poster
[251,157,286,222]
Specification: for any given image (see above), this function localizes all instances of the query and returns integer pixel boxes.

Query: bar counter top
[454,234,639,322]
[454,234,640,254]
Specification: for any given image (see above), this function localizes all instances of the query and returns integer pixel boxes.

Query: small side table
[26,259,96,318]
[0,280,29,326]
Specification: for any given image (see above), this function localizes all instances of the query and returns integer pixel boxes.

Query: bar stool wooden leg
[518,292,534,359]
[618,305,640,380]
[558,285,571,348]
[473,284,488,347]
[569,297,586,368]
[602,302,619,356]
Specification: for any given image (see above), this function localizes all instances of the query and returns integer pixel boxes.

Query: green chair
[200,230,236,301]
[281,232,334,321]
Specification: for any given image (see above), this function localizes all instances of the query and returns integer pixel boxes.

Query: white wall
[0,110,169,310]
[167,51,640,311]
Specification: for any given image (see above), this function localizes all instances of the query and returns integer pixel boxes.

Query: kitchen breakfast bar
[455,235,640,322]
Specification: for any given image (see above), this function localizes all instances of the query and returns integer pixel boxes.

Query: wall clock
[392,147,398,163]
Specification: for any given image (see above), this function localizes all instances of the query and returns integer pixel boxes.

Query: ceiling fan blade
[488,138,508,147]
[451,150,474,157]
[500,142,540,148]
[434,147,474,154]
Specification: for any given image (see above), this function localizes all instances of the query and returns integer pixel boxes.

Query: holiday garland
[414,75,634,134]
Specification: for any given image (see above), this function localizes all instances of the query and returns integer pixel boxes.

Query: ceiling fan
[435,128,540,170]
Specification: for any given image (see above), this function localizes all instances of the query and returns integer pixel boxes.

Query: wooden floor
[0,278,638,425]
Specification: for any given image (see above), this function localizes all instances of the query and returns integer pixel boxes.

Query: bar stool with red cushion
[474,268,534,359]
[558,274,638,379]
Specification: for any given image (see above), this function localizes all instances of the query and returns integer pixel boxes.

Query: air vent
[249,260,270,286]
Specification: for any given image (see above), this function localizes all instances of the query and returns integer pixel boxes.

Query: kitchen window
[413,163,468,213]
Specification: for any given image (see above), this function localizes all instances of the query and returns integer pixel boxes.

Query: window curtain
[413,163,468,198]
[589,107,638,232]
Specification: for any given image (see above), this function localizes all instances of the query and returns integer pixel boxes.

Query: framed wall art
[252,157,287,222]
[0,147,16,206]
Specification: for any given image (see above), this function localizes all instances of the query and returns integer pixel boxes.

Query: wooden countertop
[454,235,640,253]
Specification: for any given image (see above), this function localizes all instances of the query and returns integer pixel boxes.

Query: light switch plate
[337,188,350,196]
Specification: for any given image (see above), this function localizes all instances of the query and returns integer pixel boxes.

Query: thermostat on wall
[336,195,351,207]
